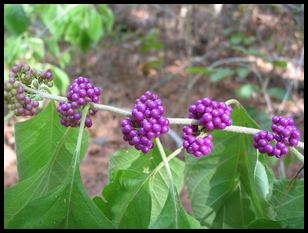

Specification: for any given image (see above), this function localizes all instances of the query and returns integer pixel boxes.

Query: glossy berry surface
[121,91,169,154]
[271,116,300,147]
[253,130,289,158]
[57,77,101,128]
[183,97,233,157]
[254,116,300,158]
[189,98,233,131]
[182,125,213,157]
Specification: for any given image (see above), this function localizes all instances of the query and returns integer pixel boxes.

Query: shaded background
[4,4,304,207]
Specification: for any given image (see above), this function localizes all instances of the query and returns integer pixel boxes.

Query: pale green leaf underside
[102,147,201,228]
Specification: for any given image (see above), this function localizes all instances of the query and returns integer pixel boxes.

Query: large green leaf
[270,179,304,229]
[28,37,45,59]
[50,66,70,95]
[5,101,113,228]
[98,4,114,32]
[15,101,88,181]
[4,4,29,35]
[210,68,235,82]
[185,103,276,228]
[35,4,70,40]
[103,170,152,228]
[104,147,185,227]
[236,84,259,99]
[7,171,115,229]
[4,36,23,66]
[267,87,291,100]
[149,190,204,229]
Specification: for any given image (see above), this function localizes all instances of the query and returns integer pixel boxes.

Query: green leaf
[270,179,304,229]
[246,218,282,228]
[185,103,276,228]
[230,32,245,45]
[210,68,235,82]
[4,4,29,35]
[14,101,88,181]
[231,45,247,54]
[5,101,114,228]
[28,37,45,59]
[144,58,164,70]
[46,38,60,57]
[59,51,71,69]
[236,67,250,79]
[236,84,259,99]
[223,28,234,36]
[50,66,70,95]
[103,147,186,228]
[187,66,214,75]
[272,59,288,68]
[142,29,164,52]
[150,190,203,229]
[103,170,152,228]
[7,171,115,229]
[36,4,69,40]
[267,87,290,100]
[247,48,261,56]
[4,36,23,66]
[98,4,114,32]
[86,10,103,43]
[246,107,272,132]
[243,36,256,45]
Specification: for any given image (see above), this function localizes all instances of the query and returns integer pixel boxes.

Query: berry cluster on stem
[121,91,169,153]
[254,116,301,158]
[4,64,53,116]
[57,77,101,128]
[183,98,233,157]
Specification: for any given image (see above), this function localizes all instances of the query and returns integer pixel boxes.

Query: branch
[4,111,15,123]
[13,81,305,152]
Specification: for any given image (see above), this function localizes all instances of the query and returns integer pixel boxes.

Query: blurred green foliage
[4,4,114,95]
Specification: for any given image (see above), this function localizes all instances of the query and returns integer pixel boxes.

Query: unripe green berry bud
[11,89,17,95]
[32,79,39,89]
[6,83,12,90]
[13,82,19,88]
[47,81,53,87]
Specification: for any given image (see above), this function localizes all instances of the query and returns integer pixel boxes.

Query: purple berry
[121,91,169,153]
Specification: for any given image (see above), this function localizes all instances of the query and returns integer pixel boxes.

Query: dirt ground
[4,5,304,211]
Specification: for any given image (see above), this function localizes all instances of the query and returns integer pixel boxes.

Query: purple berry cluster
[121,91,169,154]
[57,77,101,128]
[183,97,233,157]
[4,64,53,116]
[182,125,213,157]
[189,98,233,131]
[253,116,300,158]
[271,116,300,147]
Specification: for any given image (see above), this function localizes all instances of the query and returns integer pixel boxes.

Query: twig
[4,111,15,123]
[209,57,253,68]
[12,82,305,152]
